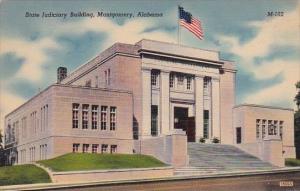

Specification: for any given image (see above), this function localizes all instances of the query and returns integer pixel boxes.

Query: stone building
[4,39,296,167]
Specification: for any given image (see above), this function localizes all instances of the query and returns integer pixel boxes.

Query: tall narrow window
[110,145,117,153]
[256,119,260,139]
[82,104,89,129]
[73,143,80,153]
[110,107,117,131]
[82,144,89,153]
[186,76,192,90]
[177,75,184,86]
[274,120,278,135]
[279,121,283,139]
[151,105,158,136]
[268,120,273,135]
[204,77,211,95]
[203,110,209,138]
[101,106,107,130]
[151,70,159,87]
[72,103,79,128]
[92,144,98,153]
[92,105,98,130]
[95,76,99,88]
[101,144,108,153]
[169,73,174,88]
[108,69,111,85]
[105,71,107,85]
[262,119,266,138]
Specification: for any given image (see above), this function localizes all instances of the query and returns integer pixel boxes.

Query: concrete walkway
[1,167,300,191]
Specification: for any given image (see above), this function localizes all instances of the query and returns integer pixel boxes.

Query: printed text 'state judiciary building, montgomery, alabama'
[4,39,296,167]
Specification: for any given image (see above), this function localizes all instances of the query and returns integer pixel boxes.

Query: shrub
[199,137,206,143]
[212,137,220,143]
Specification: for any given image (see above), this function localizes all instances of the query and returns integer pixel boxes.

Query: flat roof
[234,104,294,111]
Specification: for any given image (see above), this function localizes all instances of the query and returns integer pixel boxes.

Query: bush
[212,137,220,143]
[199,137,206,143]
[285,158,300,167]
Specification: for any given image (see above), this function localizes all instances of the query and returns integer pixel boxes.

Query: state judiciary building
[4,40,296,167]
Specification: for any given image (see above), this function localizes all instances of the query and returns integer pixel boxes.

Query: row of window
[151,71,212,94]
[19,144,48,163]
[72,104,117,130]
[72,143,117,154]
[256,119,284,139]
[6,105,49,144]
[85,68,111,88]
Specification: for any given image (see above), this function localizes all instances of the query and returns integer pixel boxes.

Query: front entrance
[174,107,195,142]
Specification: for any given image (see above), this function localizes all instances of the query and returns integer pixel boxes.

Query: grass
[38,153,167,172]
[285,158,300,167]
[0,164,51,186]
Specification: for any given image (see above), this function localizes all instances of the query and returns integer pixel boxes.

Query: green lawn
[0,164,51,186]
[285,158,300,167]
[38,153,167,172]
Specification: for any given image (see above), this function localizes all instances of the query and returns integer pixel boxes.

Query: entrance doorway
[236,127,242,144]
[174,107,195,142]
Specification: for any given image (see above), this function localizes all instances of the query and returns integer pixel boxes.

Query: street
[47,171,300,191]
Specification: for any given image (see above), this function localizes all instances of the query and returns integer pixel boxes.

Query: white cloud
[218,6,300,108]
[0,37,61,82]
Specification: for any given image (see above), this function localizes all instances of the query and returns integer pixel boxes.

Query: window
[280,121,284,139]
[256,119,260,139]
[262,119,266,138]
[170,74,174,88]
[274,120,278,135]
[101,144,108,153]
[22,117,27,139]
[72,103,79,128]
[82,144,89,153]
[73,143,80,153]
[151,105,158,136]
[203,110,209,139]
[95,76,99,88]
[268,120,273,135]
[105,70,107,85]
[92,144,98,153]
[186,76,192,90]
[151,71,159,87]
[82,104,89,129]
[110,107,117,131]
[177,75,184,86]
[85,80,91,87]
[108,69,111,85]
[92,105,98,130]
[110,145,117,153]
[204,77,211,95]
[101,106,107,130]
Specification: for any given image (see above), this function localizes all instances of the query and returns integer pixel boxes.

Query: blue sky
[0,0,299,130]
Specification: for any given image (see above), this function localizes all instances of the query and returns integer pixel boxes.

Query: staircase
[175,143,275,175]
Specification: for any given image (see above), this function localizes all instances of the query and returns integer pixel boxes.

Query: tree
[294,81,300,158]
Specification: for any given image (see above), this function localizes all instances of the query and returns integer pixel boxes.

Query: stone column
[160,70,170,135]
[142,69,152,137]
[211,77,220,139]
[195,75,204,142]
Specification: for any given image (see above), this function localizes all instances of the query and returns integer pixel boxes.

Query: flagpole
[177,5,181,45]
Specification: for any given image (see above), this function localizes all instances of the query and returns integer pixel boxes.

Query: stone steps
[175,143,275,175]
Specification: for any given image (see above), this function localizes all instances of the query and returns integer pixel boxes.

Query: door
[236,127,242,144]
[174,107,195,142]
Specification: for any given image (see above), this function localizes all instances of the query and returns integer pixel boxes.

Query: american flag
[179,6,204,40]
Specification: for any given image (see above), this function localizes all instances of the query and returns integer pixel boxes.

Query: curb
[1,167,300,190]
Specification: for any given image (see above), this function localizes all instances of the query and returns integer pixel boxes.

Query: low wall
[237,139,284,167]
[51,167,173,183]
[134,130,188,167]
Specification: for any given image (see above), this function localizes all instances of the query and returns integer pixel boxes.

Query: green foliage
[199,137,206,143]
[296,81,300,89]
[38,153,167,172]
[212,137,220,143]
[0,164,51,186]
[285,158,300,167]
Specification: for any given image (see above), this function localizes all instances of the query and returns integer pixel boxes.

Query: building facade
[3,39,296,166]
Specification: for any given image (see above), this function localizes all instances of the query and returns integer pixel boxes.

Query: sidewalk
[1,167,300,191]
